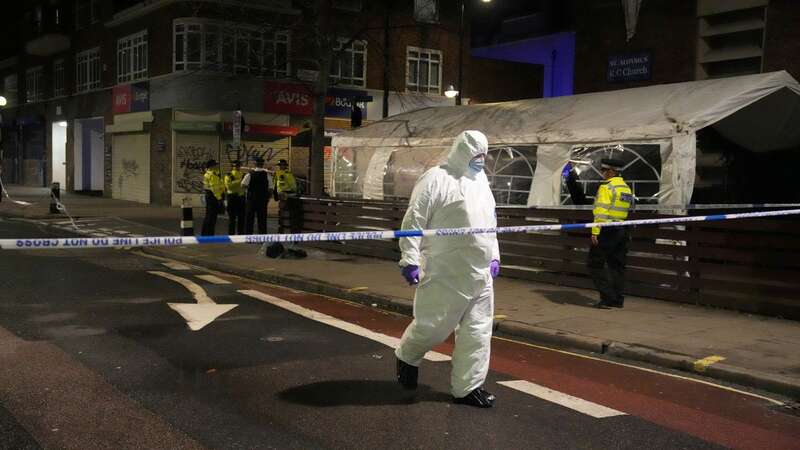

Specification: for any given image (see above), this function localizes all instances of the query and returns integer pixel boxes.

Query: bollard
[49,182,61,214]
[180,197,194,236]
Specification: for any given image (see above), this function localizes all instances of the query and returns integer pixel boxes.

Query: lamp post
[456,0,465,105]
[456,0,490,106]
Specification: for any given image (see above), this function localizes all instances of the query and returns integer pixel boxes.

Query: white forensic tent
[331,71,800,206]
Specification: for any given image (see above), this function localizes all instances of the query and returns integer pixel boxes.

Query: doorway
[51,121,67,187]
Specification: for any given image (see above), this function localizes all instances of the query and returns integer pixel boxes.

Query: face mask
[468,157,485,174]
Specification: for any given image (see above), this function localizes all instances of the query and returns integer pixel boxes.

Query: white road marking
[498,380,627,418]
[166,303,238,331]
[150,271,213,304]
[239,289,451,362]
[196,274,231,285]
[148,271,237,331]
[162,262,191,271]
[492,336,785,406]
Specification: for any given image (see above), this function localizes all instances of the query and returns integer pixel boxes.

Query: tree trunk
[310,56,329,197]
[308,0,331,197]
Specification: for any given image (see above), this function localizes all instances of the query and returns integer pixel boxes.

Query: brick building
[569,0,800,203]
[0,0,542,205]
[573,0,800,94]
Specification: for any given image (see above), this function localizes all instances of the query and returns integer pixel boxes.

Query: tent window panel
[565,143,661,205]
[486,145,537,206]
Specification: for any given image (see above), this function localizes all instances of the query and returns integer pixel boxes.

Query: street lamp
[444,85,459,98]
[0,96,6,107]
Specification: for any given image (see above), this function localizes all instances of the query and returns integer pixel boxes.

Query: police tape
[2,208,800,251]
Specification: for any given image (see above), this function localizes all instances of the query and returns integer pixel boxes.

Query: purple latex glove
[561,163,572,178]
[401,264,420,285]
[490,260,500,279]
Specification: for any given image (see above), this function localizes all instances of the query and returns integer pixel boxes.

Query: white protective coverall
[395,130,500,398]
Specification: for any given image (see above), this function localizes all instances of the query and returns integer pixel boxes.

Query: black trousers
[226,194,245,235]
[201,191,220,236]
[278,197,302,234]
[245,199,268,235]
[587,227,629,305]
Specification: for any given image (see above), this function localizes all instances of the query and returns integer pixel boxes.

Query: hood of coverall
[446,130,489,178]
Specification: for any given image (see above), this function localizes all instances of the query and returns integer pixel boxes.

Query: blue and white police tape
[2,208,800,251]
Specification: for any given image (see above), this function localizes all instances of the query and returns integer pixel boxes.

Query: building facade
[573,0,800,94]
[0,0,542,205]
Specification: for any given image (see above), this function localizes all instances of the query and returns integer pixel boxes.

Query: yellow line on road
[694,355,726,373]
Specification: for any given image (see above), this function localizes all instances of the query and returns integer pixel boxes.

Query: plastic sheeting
[623,0,643,42]
[332,71,800,206]
[334,71,800,149]
[661,135,696,206]
[528,144,570,207]
[362,147,396,200]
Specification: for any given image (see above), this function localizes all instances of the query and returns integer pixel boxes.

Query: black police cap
[600,158,625,170]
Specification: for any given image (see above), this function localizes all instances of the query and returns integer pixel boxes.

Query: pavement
[3,185,800,400]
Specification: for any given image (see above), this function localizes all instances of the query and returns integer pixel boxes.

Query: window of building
[3,75,17,107]
[118,30,148,83]
[406,47,441,94]
[330,39,366,87]
[173,19,289,78]
[53,59,65,97]
[75,0,99,30]
[76,47,101,93]
[25,67,44,103]
[414,0,439,23]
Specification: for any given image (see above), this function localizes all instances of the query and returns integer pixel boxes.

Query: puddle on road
[30,312,77,322]
[98,297,164,304]
[44,325,107,338]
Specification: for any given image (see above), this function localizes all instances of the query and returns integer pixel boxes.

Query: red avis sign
[264,81,313,115]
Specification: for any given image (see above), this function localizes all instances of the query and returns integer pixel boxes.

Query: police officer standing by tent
[201,159,224,236]
[564,158,633,308]
[224,160,246,235]
[242,156,272,234]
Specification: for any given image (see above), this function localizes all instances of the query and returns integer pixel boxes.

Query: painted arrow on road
[149,271,237,331]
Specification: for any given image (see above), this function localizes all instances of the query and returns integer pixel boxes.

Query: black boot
[396,358,418,390]
[454,387,496,408]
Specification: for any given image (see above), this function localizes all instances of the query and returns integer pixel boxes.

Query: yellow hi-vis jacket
[224,169,244,196]
[203,169,225,200]
[275,169,297,194]
[592,176,633,235]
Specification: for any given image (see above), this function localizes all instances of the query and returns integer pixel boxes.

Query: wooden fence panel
[286,198,800,319]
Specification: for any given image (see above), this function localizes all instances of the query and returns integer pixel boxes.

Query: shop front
[107,83,153,203]
[171,110,295,206]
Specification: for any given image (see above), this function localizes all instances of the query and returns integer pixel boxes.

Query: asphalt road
[1,218,799,449]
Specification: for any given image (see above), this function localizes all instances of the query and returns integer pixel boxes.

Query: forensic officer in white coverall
[395,130,501,408]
